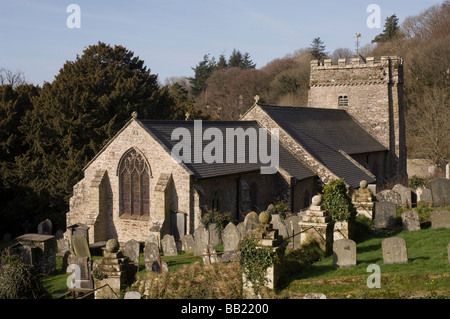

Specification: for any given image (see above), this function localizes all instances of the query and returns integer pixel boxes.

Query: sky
[0,0,444,85]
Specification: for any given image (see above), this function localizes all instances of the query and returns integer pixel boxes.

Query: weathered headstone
[151,260,169,274]
[124,239,140,269]
[431,211,450,229]
[244,211,260,231]
[401,211,421,231]
[202,244,219,265]
[146,233,160,249]
[393,184,414,206]
[161,234,178,256]
[181,234,195,253]
[382,237,408,264]
[38,219,53,235]
[71,235,91,260]
[221,222,240,262]
[144,242,160,272]
[194,226,209,256]
[376,190,401,205]
[237,222,246,237]
[271,214,288,238]
[416,187,432,204]
[208,223,220,246]
[374,201,397,229]
[172,212,186,240]
[430,177,450,206]
[124,291,141,299]
[285,215,301,249]
[333,239,357,268]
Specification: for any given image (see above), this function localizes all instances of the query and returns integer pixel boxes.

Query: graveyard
[2,180,449,300]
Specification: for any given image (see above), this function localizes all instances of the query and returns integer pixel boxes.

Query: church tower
[307,56,406,179]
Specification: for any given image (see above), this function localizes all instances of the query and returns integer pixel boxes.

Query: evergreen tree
[15,42,173,230]
[372,14,400,43]
[308,37,328,61]
[189,54,217,96]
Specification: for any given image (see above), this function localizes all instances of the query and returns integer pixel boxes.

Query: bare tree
[0,68,26,87]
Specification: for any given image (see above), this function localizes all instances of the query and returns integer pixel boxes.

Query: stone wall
[308,56,406,178]
[66,119,192,244]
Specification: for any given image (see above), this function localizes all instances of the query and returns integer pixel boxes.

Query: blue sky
[0,0,443,85]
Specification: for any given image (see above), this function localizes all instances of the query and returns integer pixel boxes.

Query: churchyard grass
[279,226,450,299]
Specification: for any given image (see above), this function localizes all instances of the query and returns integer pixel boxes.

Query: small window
[338,95,348,107]
[211,190,221,212]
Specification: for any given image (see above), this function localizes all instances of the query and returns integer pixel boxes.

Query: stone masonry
[307,56,406,178]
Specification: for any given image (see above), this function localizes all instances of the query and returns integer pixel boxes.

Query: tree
[0,68,26,88]
[308,37,328,61]
[228,49,256,70]
[372,14,400,43]
[189,54,217,96]
[15,41,173,230]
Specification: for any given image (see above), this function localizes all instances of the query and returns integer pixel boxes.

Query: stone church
[66,56,406,244]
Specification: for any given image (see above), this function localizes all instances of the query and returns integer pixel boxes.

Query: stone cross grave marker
[382,237,408,264]
[430,177,450,206]
[144,242,160,272]
[374,201,397,229]
[401,211,421,231]
[161,234,178,256]
[333,239,357,268]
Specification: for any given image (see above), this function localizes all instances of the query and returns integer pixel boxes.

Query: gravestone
[392,184,414,206]
[208,223,220,246]
[151,260,169,274]
[202,245,219,265]
[431,211,450,229]
[285,215,301,249]
[146,233,160,249]
[194,226,209,256]
[333,239,357,268]
[237,222,246,237]
[124,291,141,299]
[67,223,90,246]
[124,239,140,269]
[271,214,288,239]
[430,178,450,206]
[71,235,91,260]
[244,211,260,231]
[144,242,160,272]
[374,201,397,229]
[303,293,327,299]
[221,222,240,262]
[172,212,186,240]
[161,234,178,256]
[38,219,52,235]
[11,234,57,274]
[376,190,401,205]
[181,234,195,253]
[401,211,421,231]
[382,237,408,264]
[416,187,432,203]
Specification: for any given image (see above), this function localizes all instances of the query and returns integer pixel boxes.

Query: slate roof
[139,120,316,181]
[257,104,387,187]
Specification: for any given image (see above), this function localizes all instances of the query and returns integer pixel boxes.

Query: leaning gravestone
[431,211,450,229]
[181,234,195,253]
[161,234,178,256]
[374,201,397,229]
[286,215,301,249]
[382,237,408,264]
[144,242,160,272]
[71,235,91,260]
[333,239,357,268]
[124,239,140,269]
[401,211,421,231]
[430,178,450,207]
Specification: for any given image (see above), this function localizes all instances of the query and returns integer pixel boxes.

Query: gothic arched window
[119,150,150,218]
[211,189,222,212]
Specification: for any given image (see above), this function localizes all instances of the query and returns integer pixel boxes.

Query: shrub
[0,250,45,299]
[321,179,356,221]
[201,210,233,242]
[408,175,426,190]
[268,198,289,220]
